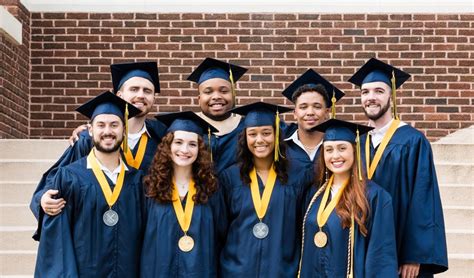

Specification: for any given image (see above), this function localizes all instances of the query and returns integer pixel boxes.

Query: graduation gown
[30,119,166,240]
[299,181,398,278]
[218,163,313,277]
[34,158,146,278]
[361,125,448,275]
[140,190,225,278]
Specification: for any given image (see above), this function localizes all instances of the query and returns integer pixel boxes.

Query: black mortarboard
[312,119,373,143]
[230,102,293,129]
[348,58,411,88]
[110,61,160,93]
[155,111,218,136]
[76,91,141,121]
[187,58,248,85]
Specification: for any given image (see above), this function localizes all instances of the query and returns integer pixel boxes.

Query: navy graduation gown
[218,163,313,277]
[30,119,165,240]
[34,158,145,277]
[361,125,448,275]
[140,190,224,278]
[299,181,398,278]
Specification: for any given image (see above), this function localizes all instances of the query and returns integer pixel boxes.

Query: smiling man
[349,58,448,278]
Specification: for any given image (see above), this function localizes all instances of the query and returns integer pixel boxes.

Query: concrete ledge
[0,6,22,45]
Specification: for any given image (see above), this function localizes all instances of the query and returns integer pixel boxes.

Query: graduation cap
[348,58,411,120]
[110,61,160,94]
[76,91,142,152]
[312,118,373,180]
[230,102,292,162]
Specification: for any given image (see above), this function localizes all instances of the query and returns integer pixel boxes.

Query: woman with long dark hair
[218,102,313,277]
[140,111,221,277]
[298,119,397,277]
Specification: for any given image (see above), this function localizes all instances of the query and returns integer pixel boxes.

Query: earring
[325,167,328,182]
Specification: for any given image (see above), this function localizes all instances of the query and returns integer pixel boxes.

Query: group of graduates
[31,56,448,278]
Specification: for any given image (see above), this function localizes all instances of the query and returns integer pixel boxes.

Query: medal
[314,230,327,248]
[178,235,195,252]
[253,222,269,239]
[103,209,119,226]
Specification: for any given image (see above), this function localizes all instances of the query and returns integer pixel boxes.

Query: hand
[68,124,89,146]
[399,263,420,278]
[41,189,66,216]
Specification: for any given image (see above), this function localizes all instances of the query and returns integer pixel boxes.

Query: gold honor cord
[250,167,277,221]
[314,175,350,248]
[364,119,400,179]
[172,179,197,252]
[347,213,355,278]
[229,67,236,109]
[123,104,129,152]
[274,111,281,162]
[87,149,125,225]
[122,133,148,169]
[331,89,337,119]
[391,70,398,120]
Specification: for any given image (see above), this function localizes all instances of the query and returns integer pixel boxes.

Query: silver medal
[253,222,269,239]
[103,209,119,226]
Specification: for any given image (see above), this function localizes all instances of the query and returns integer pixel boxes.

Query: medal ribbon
[365,119,400,179]
[87,149,125,208]
[316,175,349,229]
[171,179,196,233]
[122,133,148,169]
[250,166,277,221]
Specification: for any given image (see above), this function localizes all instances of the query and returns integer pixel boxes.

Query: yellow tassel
[123,104,129,154]
[229,67,236,109]
[391,70,398,120]
[331,89,337,119]
[356,128,362,181]
[208,126,213,163]
[274,110,280,162]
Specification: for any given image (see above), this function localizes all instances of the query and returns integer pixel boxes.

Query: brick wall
[0,0,30,138]
[24,12,474,140]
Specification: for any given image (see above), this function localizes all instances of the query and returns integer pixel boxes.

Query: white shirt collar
[87,157,128,184]
[128,124,149,150]
[285,130,321,161]
[369,119,406,148]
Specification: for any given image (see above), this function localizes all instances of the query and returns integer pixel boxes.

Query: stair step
[446,230,474,255]
[0,160,55,182]
[0,205,37,227]
[439,184,474,207]
[437,254,474,277]
[0,181,37,204]
[435,163,474,185]
[432,143,474,164]
[443,206,474,230]
[0,252,36,276]
[0,228,37,251]
[0,139,68,160]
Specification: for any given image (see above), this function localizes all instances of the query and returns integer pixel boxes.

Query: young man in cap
[30,61,166,233]
[35,92,145,277]
[349,58,448,277]
[281,69,344,168]
[187,57,248,173]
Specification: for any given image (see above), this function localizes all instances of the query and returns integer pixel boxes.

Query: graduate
[348,58,448,277]
[35,92,145,277]
[187,57,248,173]
[140,111,221,277]
[282,69,344,168]
[298,119,398,278]
[218,102,313,277]
[30,61,166,239]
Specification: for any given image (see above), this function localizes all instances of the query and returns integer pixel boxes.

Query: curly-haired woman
[140,111,222,277]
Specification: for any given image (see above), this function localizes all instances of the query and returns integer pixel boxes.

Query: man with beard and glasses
[34,92,145,277]
[281,69,344,169]
[187,57,248,173]
[349,58,448,278]
[30,62,166,239]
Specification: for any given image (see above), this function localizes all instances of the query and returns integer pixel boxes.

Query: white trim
[21,0,473,13]
[0,7,22,45]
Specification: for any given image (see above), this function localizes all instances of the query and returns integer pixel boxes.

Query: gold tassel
[331,89,337,119]
[391,70,398,120]
[229,67,236,109]
[356,128,362,181]
[208,126,213,163]
[123,104,129,154]
[274,110,280,162]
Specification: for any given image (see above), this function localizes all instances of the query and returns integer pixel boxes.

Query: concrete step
[440,184,474,207]
[0,139,68,160]
[437,254,474,278]
[0,205,36,227]
[443,206,474,231]
[446,230,474,255]
[0,181,37,204]
[0,252,36,276]
[0,227,37,251]
[436,163,474,185]
[0,160,54,182]
[435,125,474,145]
[432,143,474,164]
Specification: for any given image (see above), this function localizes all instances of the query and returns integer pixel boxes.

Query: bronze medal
[314,230,328,248]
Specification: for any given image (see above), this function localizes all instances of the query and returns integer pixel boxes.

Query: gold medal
[314,230,328,248]
[178,235,195,252]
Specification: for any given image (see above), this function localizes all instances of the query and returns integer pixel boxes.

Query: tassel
[274,110,280,162]
[208,126,213,163]
[391,70,398,120]
[123,104,129,154]
[356,128,362,181]
[229,67,236,110]
[331,89,337,119]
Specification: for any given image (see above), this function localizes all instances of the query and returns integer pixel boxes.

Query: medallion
[253,222,269,239]
[178,235,195,252]
[103,209,119,227]
[314,230,328,248]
